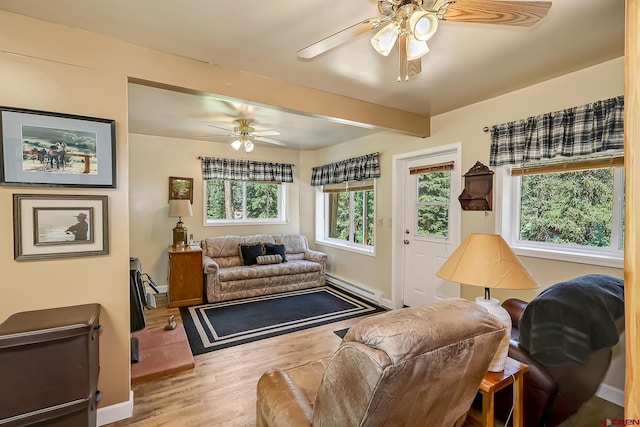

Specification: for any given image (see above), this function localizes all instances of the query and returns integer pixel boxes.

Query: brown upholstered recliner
[256,298,505,427]
[494,274,625,427]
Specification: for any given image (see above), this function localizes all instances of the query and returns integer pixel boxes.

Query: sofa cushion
[264,243,287,262]
[218,260,323,282]
[274,234,309,254]
[257,254,283,265]
[240,243,264,266]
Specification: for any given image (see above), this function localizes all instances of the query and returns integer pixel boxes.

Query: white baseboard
[596,383,624,407]
[97,390,134,426]
[325,274,383,306]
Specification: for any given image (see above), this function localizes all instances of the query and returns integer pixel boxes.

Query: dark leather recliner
[494,274,625,427]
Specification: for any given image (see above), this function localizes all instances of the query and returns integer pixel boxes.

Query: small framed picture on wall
[169,176,193,204]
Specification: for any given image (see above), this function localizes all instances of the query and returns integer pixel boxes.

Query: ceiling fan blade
[253,130,280,137]
[443,0,552,27]
[255,136,288,147]
[297,18,380,59]
[207,124,235,132]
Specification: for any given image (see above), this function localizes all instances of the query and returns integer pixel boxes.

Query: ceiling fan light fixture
[231,139,243,150]
[410,10,439,41]
[244,140,255,152]
[406,35,429,61]
[371,22,400,56]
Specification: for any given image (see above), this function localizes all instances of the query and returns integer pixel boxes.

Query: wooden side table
[167,245,203,308]
[466,357,529,427]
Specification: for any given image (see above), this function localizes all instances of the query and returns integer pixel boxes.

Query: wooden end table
[466,357,529,427]
[167,245,203,308]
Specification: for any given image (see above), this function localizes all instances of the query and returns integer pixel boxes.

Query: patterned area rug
[180,286,385,355]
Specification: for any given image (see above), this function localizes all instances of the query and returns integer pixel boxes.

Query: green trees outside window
[519,168,618,248]
[416,171,450,237]
[206,179,281,221]
[327,189,374,246]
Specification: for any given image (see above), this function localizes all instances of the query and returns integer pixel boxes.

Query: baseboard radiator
[325,273,383,305]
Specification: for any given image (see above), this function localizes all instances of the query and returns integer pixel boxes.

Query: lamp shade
[406,35,429,61]
[371,22,400,56]
[231,139,242,151]
[168,199,193,218]
[436,233,538,291]
[409,11,439,41]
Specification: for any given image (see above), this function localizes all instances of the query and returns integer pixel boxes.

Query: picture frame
[0,106,116,188]
[169,176,193,204]
[13,194,109,261]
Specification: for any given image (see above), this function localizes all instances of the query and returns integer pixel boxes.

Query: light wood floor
[106,294,623,427]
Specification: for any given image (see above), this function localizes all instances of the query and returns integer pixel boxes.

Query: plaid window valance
[489,95,624,166]
[311,152,380,186]
[201,157,294,183]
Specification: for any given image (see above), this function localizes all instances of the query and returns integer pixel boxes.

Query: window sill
[315,239,376,257]
[512,244,623,269]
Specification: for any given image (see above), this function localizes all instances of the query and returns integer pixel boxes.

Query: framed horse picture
[0,106,116,188]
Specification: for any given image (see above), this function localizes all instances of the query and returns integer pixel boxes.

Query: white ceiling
[0,0,625,150]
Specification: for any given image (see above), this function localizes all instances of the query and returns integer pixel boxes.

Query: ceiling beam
[129,77,430,138]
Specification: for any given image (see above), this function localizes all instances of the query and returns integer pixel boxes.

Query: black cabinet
[0,304,102,427]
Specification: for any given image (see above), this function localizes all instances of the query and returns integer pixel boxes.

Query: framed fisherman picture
[0,106,116,188]
[13,194,109,261]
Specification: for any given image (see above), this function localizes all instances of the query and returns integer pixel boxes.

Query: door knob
[403,239,410,245]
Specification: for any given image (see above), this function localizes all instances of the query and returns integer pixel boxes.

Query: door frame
[391,142,462,307]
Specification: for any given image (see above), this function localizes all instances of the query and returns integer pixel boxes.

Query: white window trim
[495,165,623,268]
[314,181,376,257]
[203,181,288,226]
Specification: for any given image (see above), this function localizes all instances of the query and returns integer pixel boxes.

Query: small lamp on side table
[168,199,193,246]
[436,233,539,372]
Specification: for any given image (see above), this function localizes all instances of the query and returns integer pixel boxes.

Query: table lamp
[436,233,538,371]
[168,199,193,246]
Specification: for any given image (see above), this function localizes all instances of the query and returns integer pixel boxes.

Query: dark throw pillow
[264,243,287,262]
[239,243,264,266]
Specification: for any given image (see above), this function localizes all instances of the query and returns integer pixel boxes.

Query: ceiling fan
[297,0,552,82]
[207,119,287,152]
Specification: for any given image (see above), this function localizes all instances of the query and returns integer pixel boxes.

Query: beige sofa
[201,234,327,303]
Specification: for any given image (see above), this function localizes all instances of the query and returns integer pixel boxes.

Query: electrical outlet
[377,218,383,226]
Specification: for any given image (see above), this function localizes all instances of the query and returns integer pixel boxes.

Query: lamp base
[475,296,512,372]
[172,221,188,247]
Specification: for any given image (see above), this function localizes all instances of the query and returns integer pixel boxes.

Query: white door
[402,150,461,307]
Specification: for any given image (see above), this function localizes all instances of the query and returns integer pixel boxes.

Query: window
[204,179,286,225]
[497,154,624,267]
[410,162,453,238]
[316,180,375,254]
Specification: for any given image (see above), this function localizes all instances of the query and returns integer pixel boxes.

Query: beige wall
[0,54,130,406]
[129,133,301,285]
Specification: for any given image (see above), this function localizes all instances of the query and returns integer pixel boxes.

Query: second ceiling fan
[297,0,552,82]
[208,119,286,152]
